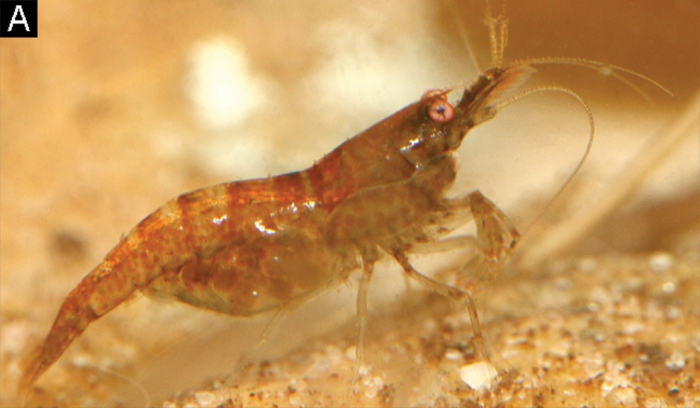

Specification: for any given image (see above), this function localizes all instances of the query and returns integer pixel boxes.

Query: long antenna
[492,85,596,237]
[517,56,674,101]
[445,0,483,74]
[485,0,508,68]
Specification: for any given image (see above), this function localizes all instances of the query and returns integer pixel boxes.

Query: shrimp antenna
[514,57,674,102]
[492,86,595,236]
[486,0,508,68]
[444,0,483,74]
[100,367,151,408]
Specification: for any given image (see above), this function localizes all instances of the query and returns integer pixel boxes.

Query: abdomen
[134,173,354,316]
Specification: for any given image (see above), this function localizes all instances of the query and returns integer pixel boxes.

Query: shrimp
[18,1,668,397]
[18,68,524,392]
[19,64,524,399]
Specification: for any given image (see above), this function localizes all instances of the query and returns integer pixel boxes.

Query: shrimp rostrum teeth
[19,61,535,393]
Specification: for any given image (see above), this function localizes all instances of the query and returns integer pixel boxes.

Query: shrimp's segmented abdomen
[19,172,352,392]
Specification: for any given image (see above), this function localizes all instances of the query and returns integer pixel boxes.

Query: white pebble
[661,281,677,294]
[459,362,497,390]
[194,391,217,407]
[444,349,463,361]
[665,351,686,370]
[649,252,674,272]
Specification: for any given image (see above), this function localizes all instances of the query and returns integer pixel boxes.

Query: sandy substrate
[1,1,698,407]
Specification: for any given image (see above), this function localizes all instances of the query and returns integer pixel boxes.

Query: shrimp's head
[455,65,536,127]
[400,65,535,167]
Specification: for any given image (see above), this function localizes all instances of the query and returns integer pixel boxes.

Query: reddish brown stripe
[175,192,197,253]
[306,162,329,203]
[224,180,248,214]
[271,172,312,203]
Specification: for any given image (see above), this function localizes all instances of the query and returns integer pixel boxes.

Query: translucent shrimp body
[19,63,534,393]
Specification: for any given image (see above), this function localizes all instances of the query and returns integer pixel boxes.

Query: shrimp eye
[427,99,454,122]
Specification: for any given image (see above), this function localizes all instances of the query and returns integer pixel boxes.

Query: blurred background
[1,1,697,406]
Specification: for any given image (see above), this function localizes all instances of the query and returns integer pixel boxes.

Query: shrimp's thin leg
[393,251,491,364]
[350,259,375,394]
[259,308,289,347]
[220,308,291,391]
[393,190,519,363]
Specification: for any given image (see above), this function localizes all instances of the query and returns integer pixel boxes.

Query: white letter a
[8,5,30,32]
